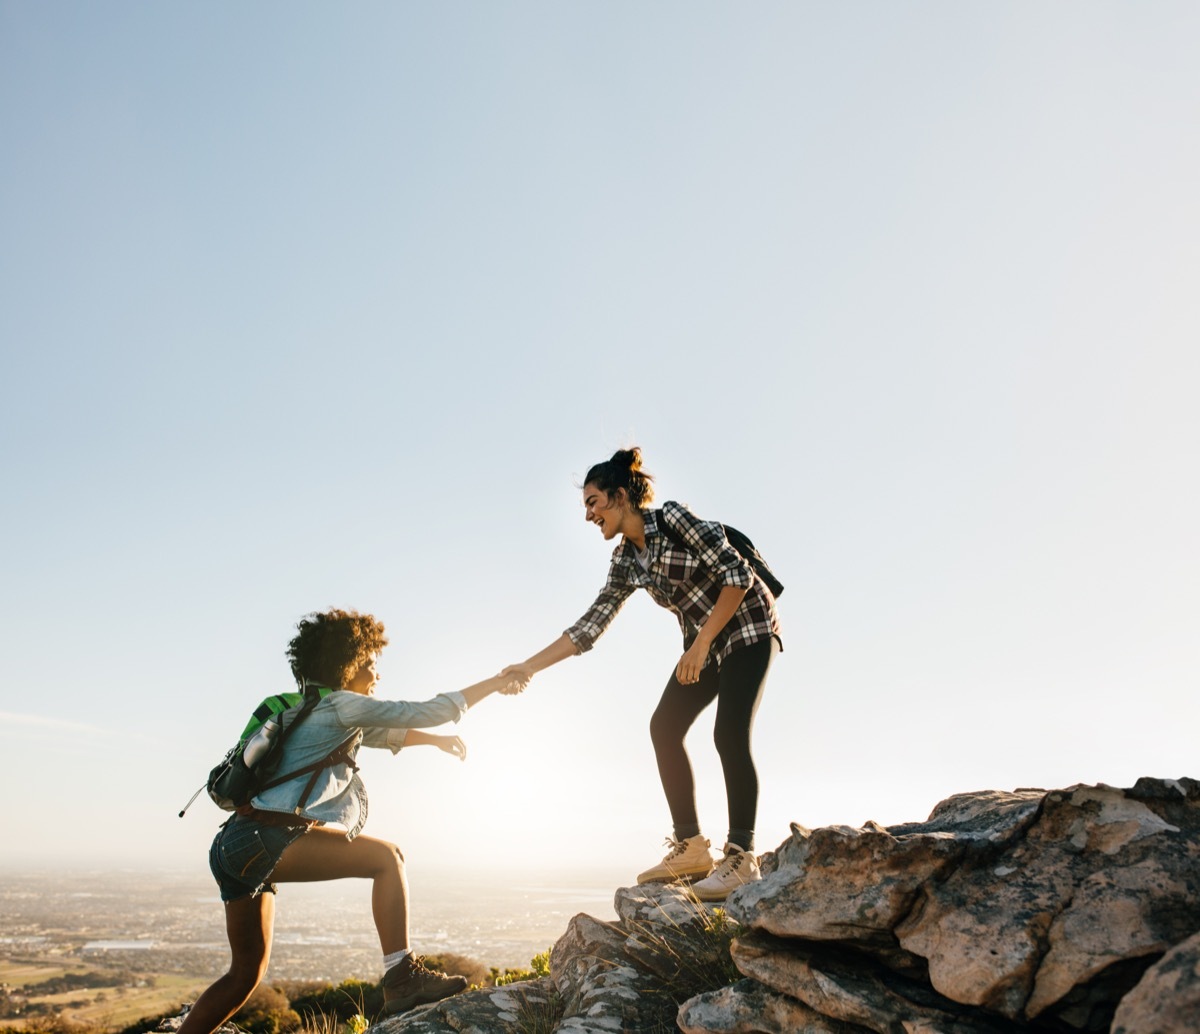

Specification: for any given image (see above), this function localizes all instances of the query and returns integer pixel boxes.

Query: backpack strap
[256,732,362,814]
[661,520,784,598]
[292,735,361,814]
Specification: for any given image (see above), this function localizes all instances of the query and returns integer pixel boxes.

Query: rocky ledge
[378,778,1200,1033]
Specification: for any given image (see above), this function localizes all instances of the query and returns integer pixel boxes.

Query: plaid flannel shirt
[565,500,782,664]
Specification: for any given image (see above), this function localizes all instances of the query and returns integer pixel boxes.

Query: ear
[611,487,629,508]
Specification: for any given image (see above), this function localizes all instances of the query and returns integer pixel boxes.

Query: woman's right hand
[497,667,532,695]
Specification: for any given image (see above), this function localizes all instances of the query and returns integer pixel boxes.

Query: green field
[0,964,77,986]
[0,962,207,1032]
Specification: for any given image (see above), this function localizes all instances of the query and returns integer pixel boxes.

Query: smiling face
[583,482,627,541]
[345,655,379,695]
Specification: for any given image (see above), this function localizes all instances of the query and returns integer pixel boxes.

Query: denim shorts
[209,814,310,902]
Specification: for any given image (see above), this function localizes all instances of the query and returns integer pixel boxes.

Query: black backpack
[663,520,784,598]
[178,689,359,818]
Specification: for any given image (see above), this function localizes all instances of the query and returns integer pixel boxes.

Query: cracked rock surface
[375,778,1199,1033]
[729,778,1199,1032]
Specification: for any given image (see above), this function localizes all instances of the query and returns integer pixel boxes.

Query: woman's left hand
[675,641,710,685]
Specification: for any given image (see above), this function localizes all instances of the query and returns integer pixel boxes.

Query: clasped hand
[497,663,535,695]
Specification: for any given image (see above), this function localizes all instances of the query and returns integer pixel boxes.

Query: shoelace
[662,837,687,859]
[713,851,745,878]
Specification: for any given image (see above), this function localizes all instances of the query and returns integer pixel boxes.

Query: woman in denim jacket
[180,608,524,1034]
[504,447,781,901]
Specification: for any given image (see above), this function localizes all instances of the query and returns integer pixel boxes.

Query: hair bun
[586,446,654,510]
[611,446,643,472]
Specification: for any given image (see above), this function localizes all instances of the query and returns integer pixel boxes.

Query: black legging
[649,637,778,849]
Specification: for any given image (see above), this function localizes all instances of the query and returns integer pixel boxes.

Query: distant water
[0,866,626,977]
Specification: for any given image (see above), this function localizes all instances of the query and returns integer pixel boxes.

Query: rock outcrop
[1109,928,1200,1034]
[377,778,1199,1033]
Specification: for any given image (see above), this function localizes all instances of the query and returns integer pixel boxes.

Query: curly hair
[584,446,655,510]
[286,608,389,689]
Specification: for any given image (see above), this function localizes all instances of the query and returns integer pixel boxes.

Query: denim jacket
[250,688,467,839]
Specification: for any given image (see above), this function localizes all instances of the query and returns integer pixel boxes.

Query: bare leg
[178,893,274,1034]
[271,827,409,954]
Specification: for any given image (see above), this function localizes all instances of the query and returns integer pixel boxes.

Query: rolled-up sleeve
[361,727,410,753]
[663,501,753,589]
[332,690,468,733]
[565,571,636,653]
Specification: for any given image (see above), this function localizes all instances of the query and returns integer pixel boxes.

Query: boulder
[550,911,674,1032]
[731,933,1021,1034]
[1111,929,1200,1034]
[615,884,739,987]
[895,781,1200,1025]
[732,790,1044,961]
[373,976,561,1033]
[678,978,867,1034]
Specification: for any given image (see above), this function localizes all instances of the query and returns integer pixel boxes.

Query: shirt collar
[615,508,661,561]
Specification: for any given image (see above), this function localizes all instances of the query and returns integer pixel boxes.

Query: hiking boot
[691,843,761,901]
[636,835,716,885]
[380,954,469,1016]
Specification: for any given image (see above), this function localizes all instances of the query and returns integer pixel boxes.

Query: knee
[649,707,682,749]
[226,962,267,998]
[713,724,749,762]
[375,840,405,875]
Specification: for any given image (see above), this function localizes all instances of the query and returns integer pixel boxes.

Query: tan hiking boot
[636,835,716,884]
[691,842,761,901]
[381,954,469,1016]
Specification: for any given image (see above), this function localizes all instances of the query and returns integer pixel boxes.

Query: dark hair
[286,608,389,689]
[584,447,655,510]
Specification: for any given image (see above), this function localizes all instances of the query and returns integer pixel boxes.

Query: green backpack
[178,687,357,817]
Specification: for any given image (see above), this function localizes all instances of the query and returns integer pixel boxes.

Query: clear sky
[2,3,1197,881]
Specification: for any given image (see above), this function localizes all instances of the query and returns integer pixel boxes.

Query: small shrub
[271,982,327,1004]
[290,980,378,1025]
[490,949,552,988]
[233,984,301,1034]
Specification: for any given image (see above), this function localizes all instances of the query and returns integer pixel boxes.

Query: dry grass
[621,894,743,1033]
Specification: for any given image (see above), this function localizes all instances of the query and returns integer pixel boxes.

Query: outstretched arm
[458,671,529,706]
[501,570,634,690]
[502,633,578,684]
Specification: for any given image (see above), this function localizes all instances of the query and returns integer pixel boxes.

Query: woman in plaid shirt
[504,447,781,900]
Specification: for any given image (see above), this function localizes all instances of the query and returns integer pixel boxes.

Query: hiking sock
[728,828,755,852]
[674,822,701,841]
[383,949,412,972]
